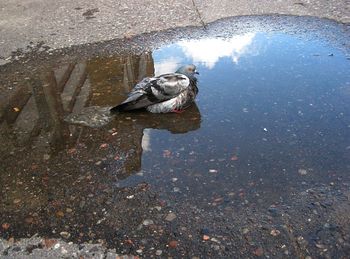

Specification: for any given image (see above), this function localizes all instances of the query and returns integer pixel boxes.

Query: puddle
[1,16,350,257]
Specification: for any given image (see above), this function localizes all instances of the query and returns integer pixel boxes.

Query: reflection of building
[0,52,201,214]
[79,53,155,177]
[0,53,154,156]
[0,53,155,213]
[0,52,201,242]
[87,53,154,106]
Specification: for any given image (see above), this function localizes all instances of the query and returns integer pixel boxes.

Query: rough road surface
[1,1,350,259]
[0,0,349,60]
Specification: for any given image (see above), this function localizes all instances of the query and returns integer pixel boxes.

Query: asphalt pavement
[0,0,349,60]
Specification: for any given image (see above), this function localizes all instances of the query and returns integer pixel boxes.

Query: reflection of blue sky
[146,33,350,156]
[154,33,256,75]
[121,31,350,188]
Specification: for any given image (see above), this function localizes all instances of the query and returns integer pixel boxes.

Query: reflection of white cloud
[142,129,152,152]
[178,33,255,69]
[154,57,182,76]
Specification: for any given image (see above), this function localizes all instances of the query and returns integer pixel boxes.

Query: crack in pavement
[191,0,207,29]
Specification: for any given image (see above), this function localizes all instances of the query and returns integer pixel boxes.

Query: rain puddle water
[1,17,350,257]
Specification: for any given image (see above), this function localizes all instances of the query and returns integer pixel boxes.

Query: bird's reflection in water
[0,50,202,210]
[66,103,201,179]
[111,103,201,134]
[92,103,201,180]
[62,52,202,180]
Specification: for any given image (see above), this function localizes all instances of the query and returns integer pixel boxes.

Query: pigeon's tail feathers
[110,96,156,113]
[110,103,129,113]
[110,101,141,113]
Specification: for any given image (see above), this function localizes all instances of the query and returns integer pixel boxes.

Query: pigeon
[110,64,199,114]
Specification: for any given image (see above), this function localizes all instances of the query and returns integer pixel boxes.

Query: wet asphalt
[0,2,350,259]
[0,0,349,64]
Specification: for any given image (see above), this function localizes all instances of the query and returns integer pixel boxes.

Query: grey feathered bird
[110,64,199,113]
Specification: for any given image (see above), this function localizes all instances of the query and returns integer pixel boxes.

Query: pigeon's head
[176,64,199,79]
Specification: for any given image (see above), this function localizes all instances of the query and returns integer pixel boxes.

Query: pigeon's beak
[194,71,199,75]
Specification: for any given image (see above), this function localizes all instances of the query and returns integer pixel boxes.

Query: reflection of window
[87,53,154,106]
[154,57,183,76]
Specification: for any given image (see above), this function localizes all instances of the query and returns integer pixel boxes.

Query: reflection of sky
[125,31,350,189]
[141,129,152,152]
[154,33,256,74]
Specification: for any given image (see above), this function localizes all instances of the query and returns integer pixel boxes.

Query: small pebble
[142,219,154,226]
[43,239,57,249]
[13,199,21,204]
[315,243,326,249]
[298,169,308,175]
[156,250,162,256]
[211,237,220,243]
[270,229,280,236]
[99,143,108,149]
[169,240,178,248]
[60,231,70,239]
[254,247,264,256]
[56,211,64,217]
[2,223,10,230]
[165,212,177,222]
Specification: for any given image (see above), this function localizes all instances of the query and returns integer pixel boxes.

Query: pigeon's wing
[132,77,153,91]
[110,73,190,113]
[151,73,190,99]
[147,84,198,113]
